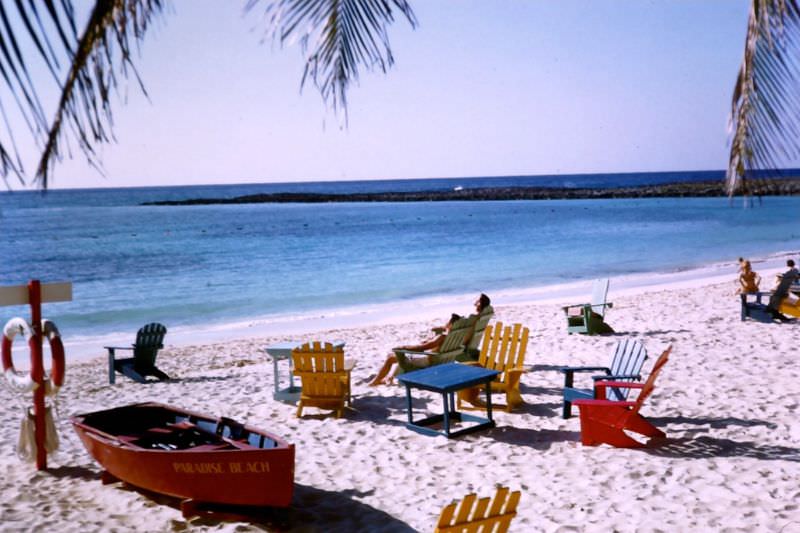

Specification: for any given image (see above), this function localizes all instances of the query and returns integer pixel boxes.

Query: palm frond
[0,1,164,189]
[35,0,166,188]
[249,0,417,123]
[727,0,800,195]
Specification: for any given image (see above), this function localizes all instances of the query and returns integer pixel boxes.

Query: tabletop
[397,363,499,393]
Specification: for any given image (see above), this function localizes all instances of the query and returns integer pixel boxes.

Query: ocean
[2,171,799,360]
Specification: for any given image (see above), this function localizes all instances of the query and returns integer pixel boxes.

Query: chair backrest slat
[479,322,529,384]
[466,306,494,352]
[435,486,520,533]
[133,323,167,368]
[606,338,647,401]
[589,278,610,316]
[438,315,476,354]
[632,346,671,414]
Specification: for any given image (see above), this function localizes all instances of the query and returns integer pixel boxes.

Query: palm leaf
[249,0,417,122]
[35,0,166,188]
[0,1,164,189]
[727,0,800,195]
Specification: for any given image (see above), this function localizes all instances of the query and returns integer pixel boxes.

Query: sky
[9,1,757,189]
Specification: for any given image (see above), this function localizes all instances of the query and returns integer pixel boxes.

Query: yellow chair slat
[458,322,529,412]
[434,487,521,533]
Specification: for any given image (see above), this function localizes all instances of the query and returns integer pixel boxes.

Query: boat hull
[71,402,294,508]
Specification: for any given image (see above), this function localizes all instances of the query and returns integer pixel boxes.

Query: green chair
[457,305,494,362]
[562,278,614,335]
[394,315,477,375]
[106,323,169,384]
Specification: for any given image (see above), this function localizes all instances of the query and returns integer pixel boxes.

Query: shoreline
[141,179,800,205]
[57,248,795,366]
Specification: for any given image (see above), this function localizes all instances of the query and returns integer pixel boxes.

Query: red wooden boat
[71,402,295,510]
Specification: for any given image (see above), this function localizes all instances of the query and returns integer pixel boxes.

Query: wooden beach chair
[434,486,520,533]
[457,322,530,412]
[560,338,647,418]
[456,305,495,362]
[106,323,169,384]
[394,315,477,375]
[562,278,614,334]
[292,342,354,418]
[573,346,672,448]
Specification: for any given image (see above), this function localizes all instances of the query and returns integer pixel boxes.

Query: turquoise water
[1,176,799,351]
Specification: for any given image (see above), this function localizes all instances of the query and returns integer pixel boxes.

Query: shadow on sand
[644,435,800,462]
[486,426,581,450]
[97,478,413,531]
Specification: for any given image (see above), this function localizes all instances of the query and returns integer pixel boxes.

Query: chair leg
[562,400,572,419]
[118,362,147,384]
[623,412,665,438]
[578,413,644,448]
[296,401,304,418]
[506,389,523,412]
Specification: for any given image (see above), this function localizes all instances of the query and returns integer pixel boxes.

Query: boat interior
[76,404,282,451]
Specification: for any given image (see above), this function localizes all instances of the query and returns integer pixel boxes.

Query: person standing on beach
[737,260,761,294]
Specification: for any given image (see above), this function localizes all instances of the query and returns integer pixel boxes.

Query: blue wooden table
[397,363,500,438]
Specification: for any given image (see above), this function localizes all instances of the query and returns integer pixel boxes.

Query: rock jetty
[142,178,800,206]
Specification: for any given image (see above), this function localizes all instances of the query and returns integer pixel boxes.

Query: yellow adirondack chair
[291,342,354,418]
[434,486,521,533]
[457,322,529,413]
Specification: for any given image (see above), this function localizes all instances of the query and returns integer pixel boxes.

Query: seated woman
[368,313,460,386]
[737,260,761,294]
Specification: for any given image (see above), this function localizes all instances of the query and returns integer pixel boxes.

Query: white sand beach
[1,269,799,532]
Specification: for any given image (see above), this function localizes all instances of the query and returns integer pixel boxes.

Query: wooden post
[28,281,47,470]
[0,280,71,471]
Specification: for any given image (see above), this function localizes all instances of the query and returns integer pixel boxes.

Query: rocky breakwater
[142,178,800,206]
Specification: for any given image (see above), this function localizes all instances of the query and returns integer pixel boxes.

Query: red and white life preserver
[1,317,65,395]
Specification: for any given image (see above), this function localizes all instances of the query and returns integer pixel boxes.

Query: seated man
[736,260,761,294]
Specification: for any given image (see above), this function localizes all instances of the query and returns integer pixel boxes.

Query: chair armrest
[592,374,640,381]
[573,399,636,408]
[461,361,481,367]
[596,380,645,389]
[431,327,445,335]
[104,346,134,351]
[393,349,432,357]
[561,303,590,313]
[560,366,610,374]
[507,367,526,379]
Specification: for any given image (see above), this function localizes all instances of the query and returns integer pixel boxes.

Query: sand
[1,272,799,532]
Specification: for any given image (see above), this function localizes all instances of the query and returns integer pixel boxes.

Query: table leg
[405,386,414,424]
[108,348,115,385]
[442,392,451,437]
[272,356,280,396]
[288,356,296,390]
[485,382,493,422]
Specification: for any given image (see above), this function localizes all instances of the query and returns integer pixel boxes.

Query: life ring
[2,317,65,395]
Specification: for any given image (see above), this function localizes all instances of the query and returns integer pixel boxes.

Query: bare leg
[369,354,397,386]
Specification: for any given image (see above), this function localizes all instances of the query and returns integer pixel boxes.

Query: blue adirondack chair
[560,338,647,418]
[106,323,169,384]
[562,278,614,335]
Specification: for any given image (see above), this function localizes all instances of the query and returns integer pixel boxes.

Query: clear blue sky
[17,1,756,189]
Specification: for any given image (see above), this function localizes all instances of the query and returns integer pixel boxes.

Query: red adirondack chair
[573,345,672,448]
